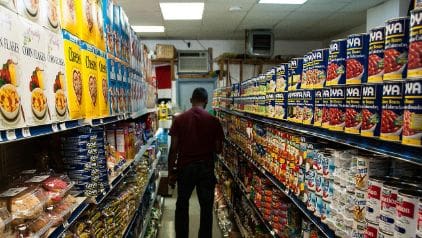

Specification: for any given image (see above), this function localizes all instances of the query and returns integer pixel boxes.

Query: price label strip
[22,127,31,137]
[59,123,67,130]
[6,130,16,141]
[52,123,59,132]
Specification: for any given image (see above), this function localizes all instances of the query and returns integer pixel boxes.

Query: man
[168,87,224,238]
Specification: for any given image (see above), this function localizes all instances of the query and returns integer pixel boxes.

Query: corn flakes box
[95,0,105,51]
[60,0,81,37]
[96,48,108,116]
[78,0,96,46]
[46,29,68,122]
[80,41,99,118]
[0,0,17,11]
[42,0,60,31]
[19,17,51,126]
[16,0,44,25]
[0,6,25,129]
[62,30,83,119]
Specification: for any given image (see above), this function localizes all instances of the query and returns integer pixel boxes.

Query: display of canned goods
[355,189,367,222]
[352,220,366,238]
[367,176,385,224]
[384,17,410,80]
[315,174,324,196]
[365,222,379,238]
[368,26,385,83]
[394,189,422,238]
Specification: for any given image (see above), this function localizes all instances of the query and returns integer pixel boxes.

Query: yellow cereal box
[80,41,99,118]
[95,0,106,51]
[62,30,83,119]
[60,0,80,37]
[96,48,109,116]
[78,0,96,46]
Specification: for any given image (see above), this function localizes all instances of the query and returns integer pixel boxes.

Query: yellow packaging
[96,49,109,116]
[95,0,106,51]
[78,0,96,46]
[80,41,99,118]
[62,31,83,119]
[60,0,81,37]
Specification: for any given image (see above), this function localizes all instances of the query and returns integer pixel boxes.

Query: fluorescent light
[132,26,165,33]
[259,0,308,4]
[160,2,204,20]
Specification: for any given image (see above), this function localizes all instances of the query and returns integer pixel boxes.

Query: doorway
[176,78,216,112]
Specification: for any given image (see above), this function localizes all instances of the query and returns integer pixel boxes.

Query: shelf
[221,108,422,166]
[233,210,250,238]
[138,187,159,238]
[225,139,335,238]
[131,108,156,119]
[217,155,236,179]
[48,197,89,238]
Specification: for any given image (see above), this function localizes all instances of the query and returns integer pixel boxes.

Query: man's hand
[169,169,177,188]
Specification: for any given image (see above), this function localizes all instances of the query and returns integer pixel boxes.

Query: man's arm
[168,135,178,187]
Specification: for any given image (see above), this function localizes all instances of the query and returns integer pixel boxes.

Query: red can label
[380,81,404,142]
[361,84,383,137]
[365,223,379,238]
[403,79,422,147]
[345,85,362,134]
[327,39,346,86]
[347,33,369,84]
[407,9,422,79]
[368,27,385,83]
[384,17,409,80]
[329,85,346,131]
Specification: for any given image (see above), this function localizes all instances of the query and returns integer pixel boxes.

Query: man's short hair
[191,87,208,103]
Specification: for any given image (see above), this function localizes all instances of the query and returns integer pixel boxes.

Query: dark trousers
[175,160,216,238]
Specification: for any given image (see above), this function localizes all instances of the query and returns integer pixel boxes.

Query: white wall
[366,0,409,31]
[322,24,367,46]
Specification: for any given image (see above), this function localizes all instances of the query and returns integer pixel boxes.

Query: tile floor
[157,189,223,238]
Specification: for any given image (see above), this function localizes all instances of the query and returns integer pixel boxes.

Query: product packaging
[60,0,81,37]
[346,33,369,84]
[301,52,312,89]
[380,81,404,142]
[344,85,362,134]
[384,17,409,80]
[329,85,346,131]
[408,9,422,79]
[78,0,97,46]
[327,39,346,86]
[313,89,324,127]
[276,63,288,92]
[402,79,422,146]
[96,48,109,117]
[80,41,99,118]
[289,58,303,91]
[368,27,385,83]
[312,48,329,89]
[361,83,383,138]
[321,88,331,129]
[95,0,105,51]
[302,89,315,125]
[288,90,303,123]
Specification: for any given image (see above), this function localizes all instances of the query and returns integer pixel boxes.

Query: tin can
[327,39,347,86]
[361,83,383,138]
[346,33,370,84]
[395,189,422,238]
[266,68,276,93]
[345,85,363,134]
[316,174,324,196]
[368,26,385,83]
[266,93,275,118]
[276,63,289,92]
[352,220,366,238]
[302,89,315,125]
[366,176,387,224]
[321,88,331,129]
[380,81,404,142]
[302,52,312,89]
[364,222,379,238]
[314,89,324,127]
[323,178,333,202]
[378,231,394,238]
[314,151,323,174]
[384,17,410,80]
[329,85,347,131]
[289,58,303,90]
[355,189,367,222]
[408,9,422,79]
[323,152,334,179]
[274,92,287,120]
[312,48,329,89]
[315,195,324,218]
[308,191,316,212]
[322,201,331,223]
[379,181,406,234]
[287,90,303,123]
[355,155,389,191]
[403,79,422,147]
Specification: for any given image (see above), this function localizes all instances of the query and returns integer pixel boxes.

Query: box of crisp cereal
[95,0,106,51]
[62,30,83,119]
[19,17,51,126]
[0,6,25,129]
[380,81,404,142]
[60,0,81,37]
[80,41,99,118]
[45,29,68,122]
[403,79,422,146]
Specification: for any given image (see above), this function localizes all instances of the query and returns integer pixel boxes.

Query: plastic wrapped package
[0,186,47,219]
[0,207,11,234]
[29,214,51,235]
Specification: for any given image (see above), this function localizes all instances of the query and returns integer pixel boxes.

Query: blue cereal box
[346,33,369,84]
[327,39,346,86]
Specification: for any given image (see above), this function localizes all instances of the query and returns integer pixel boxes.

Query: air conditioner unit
[178,50,209,74]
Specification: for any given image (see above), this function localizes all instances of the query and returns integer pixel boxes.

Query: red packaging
[329,85,346,131]
[345,85,362,134]
[368,26,385,83]
[408,9,422,79]
[380,81,404,142]
[361,84,383,137]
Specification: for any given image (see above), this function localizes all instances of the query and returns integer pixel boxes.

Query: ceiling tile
[296,1,349,12]
[126,11,163,25]
[119,0,160,12]
[339,0,387,12]
[205,0,256,12]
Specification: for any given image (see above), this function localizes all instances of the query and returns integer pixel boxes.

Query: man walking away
[168,87,224,238]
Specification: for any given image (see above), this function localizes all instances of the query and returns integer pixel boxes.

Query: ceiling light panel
[259,0,308,4]
[132,26,165,32]
[160,2,204,20]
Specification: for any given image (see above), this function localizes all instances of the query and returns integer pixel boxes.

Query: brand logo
[397,200,414,218]
[290,60,297,68]
[370,29,384,42]
[313,50,323,61]
[275,93,284,99]
[383,83,402,96]
[386,21,404,35]
[22,46,46,61]
[0,37,19,53]
[86,56,97,70]
[368,185,381,199]
[347,87,361,97]
[68,47,81,64]
[315,90,322,98]
[99,61,107,73]
[330,42,339,52]
[405,81,422,95]
[411,11,422,27]
[323,89,330,98]
[347,36,362,48]
[331,88,344,97]
[363,86,375,97]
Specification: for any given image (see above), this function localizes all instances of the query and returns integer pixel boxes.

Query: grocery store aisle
[158,188,222,238]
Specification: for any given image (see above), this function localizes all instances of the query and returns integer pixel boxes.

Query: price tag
[99,118,104,124]
[63,220,70,229]
[6,130,16,140]
[22,127,31,137]
[59,123,66,130]
[270,230,275,236]
[52,123,59,132]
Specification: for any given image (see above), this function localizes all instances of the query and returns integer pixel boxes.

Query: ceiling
[118,0,388,40]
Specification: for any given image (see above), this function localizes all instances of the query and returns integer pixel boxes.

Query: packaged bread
[0,186,47,219]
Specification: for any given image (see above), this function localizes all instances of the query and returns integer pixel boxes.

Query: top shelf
[214,57,288,65]
[219,108,422,166]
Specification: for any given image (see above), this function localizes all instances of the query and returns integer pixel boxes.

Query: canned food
[289,58,303,91]
[364,222,379,238]
[403,79,422,147]
[287,90,303,123]
[308,191,316,212]
[355,155,389,191]
[367,177,386,224]
[316,174,324,196]
[346,33,370,84]
[355,189,367,222]
[395,189,422,238]
[322,88,331,129]
[266,93,275,118]
[314,89,324,127]
[380,181,406,234]
[361,83,383,138]
[408,9,422,79]
[274,92,287,120]
[329,85,346,131]
[302,52,313,89]
[368,27,385,83]
[380,81,404,142]
[345,85,363,134]
[352,220,366,238]
[266,68,276,93]
[384,17,410,80]
[322,201,331,223]
[378,231,394,238]
[312,48,329,89]
[276,64,288,92]
[327,39,347,86]
[302,90,315,125]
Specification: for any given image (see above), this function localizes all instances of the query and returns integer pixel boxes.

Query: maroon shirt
[169,107,224,167]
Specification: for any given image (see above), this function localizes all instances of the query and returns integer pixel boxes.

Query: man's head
[190,87,208,108]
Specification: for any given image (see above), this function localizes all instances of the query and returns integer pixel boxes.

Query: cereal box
[276,63,288,92]
[46,29,68,122]
[113,4,121,58]
[80,41,99,118]
[102,0,114,55]
[402,79,422,146]
[344,85,362,134]
[380,81,404,141]
[78,0,97,46]
[60,0,81,37]
[303,89,315,125]
[96,48,108,117]
[0,6,25,129]
[95,0,106,51]
[361,83,383,137]
[19,17,51,126]
[62,30,83,119]
[329,85,346,131]
[327,39,346,86]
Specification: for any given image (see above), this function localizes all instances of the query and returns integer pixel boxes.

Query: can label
[287,90,303,123]
[266,93,275,118]
[266,69,276,93]
[314,89,324,127]
[380,81,404,142]
[345,85,362,134]
[312,48,329,89]
[315,174,324,196]
[303,90,315,125]
[289,58,303,90]
[355,190,367,222]
[395,192,419,238]
[408,9,422,78]
[378,231,394,238]
[327,39,347,86]
[302,52,313,89]
[322,89,331,129]
[365,223,379,238]
[380,185,399,234]
[329,85,346,131]
[353,220,366,238]
[368,27,385,83]
[276,64,288,92]
[274,92,287,120]
[361,84,383,137]
[323,178,333,202]
[403,79,422,147]
[380,213,395,235]
[346,33,369,84]
[384,17,410,80]
[306,169,316,191]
